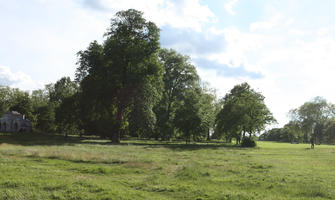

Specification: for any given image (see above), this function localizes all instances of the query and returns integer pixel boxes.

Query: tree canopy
[154,48,199,140]
[215,82,275,143]
[0,9,281,146]
[262,97,335,144]
[76,9,163,143]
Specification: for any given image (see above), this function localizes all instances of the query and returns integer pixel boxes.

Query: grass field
[0,133,335,200]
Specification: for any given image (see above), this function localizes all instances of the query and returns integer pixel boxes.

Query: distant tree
[216,83,275,143]
[9,89,34,121]
[35,104,57,133]
[261,121,302,143]
[31,88,49,111]
[31,88,52,132]
[0,86,12,115]
[55,94,82,136]
[76,9,163,143]
[49,77,78,105]
[154,48,199,140]
[261,128,282,142]
[29,77,79,133]
[324,120,335,144]
[172,84,218,143]
[49,77,79,134]
[283,121,304,143]
[174,89,202,143]
[289,96,334,143]
[198,83,219,141]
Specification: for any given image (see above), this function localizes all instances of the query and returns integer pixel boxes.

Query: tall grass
[0,133,335,199]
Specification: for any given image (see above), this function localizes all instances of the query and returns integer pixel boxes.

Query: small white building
[0,111,32,132]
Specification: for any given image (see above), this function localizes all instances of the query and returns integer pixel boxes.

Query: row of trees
[0,77,78,134]
[261,97,335,144]
[0,9,275,144]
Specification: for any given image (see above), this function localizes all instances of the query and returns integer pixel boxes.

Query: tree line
[0,9,275,145]
[260,97,335,144]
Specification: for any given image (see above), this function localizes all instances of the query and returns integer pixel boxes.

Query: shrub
[241,137,257,147]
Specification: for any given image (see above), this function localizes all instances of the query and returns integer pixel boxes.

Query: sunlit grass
[0,133,335,199]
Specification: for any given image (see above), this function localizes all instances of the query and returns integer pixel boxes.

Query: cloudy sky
[1,0,335,126]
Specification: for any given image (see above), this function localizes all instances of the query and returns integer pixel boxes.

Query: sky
[1,0,335,127]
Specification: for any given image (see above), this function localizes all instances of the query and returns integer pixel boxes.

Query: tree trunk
[112,103,123,144]
[165,101,173,141]
[207,128,210,141]
[111,130,120,143]
[186,131,190,144]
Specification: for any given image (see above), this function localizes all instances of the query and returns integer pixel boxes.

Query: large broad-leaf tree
[76,9,163,143]
[174,88,203,143]
[215,82,275,143]
[198,83,219,141]
[154,48,199,140]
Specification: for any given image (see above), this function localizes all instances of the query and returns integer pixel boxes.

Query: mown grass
[0,132,335,200]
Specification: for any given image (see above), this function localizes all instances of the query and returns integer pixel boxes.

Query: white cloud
[80,0,216,31]
[197,15,335,127]
[1,0,216,94]
[0,66,40,90]
[224,0,238,15]
[0,0,109,89]
[289,29,307,36]
[3,0,335,129]
[250,14,284,32]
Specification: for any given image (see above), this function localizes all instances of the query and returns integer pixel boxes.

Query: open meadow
[0,133,335,200]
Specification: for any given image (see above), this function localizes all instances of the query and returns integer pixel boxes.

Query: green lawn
[0,133,335,200]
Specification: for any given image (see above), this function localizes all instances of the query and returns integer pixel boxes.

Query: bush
[241,137,257,147]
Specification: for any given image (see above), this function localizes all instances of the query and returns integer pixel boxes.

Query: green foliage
[49,77,78,105]
[174,89,202,143]
[263,97,335,144]
[198,83,219,140]
[285,97,335,143]
[153,49,218,142]
[216,82,275,143]
[35,104,57,133]
[0,86,12,115]
[0,10,282,145]
[241,137,257,147]
[55,94,82,135]
[0,87,37,126]
[0,86,37,126]
[9,89,34,121]
[261,121,303,143]
[30,77,78,133]
[324,120,335,144]
[31,89,49,111]
[76,9,163,143]
[154,48,200,140]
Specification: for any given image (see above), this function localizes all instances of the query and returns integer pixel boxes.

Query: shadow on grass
[0,132,102,146]
[119,142,242,151]
[0,132,241,151]
[26,154,126,165]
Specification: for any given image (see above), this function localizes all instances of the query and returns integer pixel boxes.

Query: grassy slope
[0,133,335,200]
